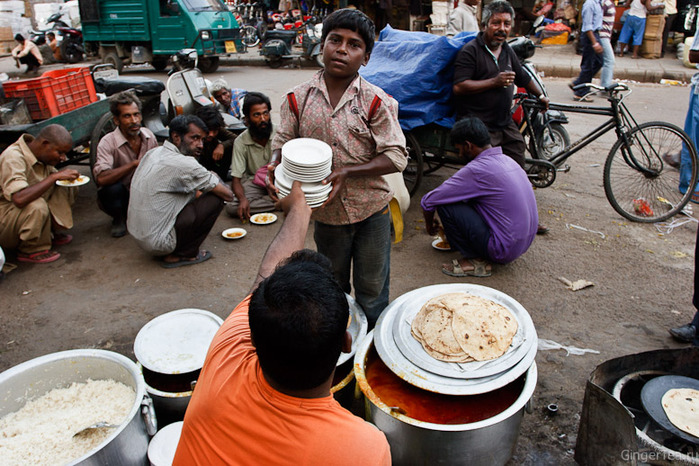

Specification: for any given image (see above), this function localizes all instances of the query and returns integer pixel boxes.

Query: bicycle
[519,82,699,223]
[231,1,265,47]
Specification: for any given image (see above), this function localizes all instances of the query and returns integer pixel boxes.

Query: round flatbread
[451,295,518,362]
[662,388,699,438]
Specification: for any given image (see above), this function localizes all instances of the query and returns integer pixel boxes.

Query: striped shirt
[600,0,616,39]
[127,141,219,255]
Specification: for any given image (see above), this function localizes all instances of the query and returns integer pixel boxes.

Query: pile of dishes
[275,138,333,207]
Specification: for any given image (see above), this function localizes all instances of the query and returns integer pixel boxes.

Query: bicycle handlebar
[571,82,630,93]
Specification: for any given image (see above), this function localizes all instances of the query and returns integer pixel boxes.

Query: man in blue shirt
[421,117,538,277]
[570,0,603,101]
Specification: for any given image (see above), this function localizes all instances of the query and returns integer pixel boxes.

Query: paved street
[1,63,697,463]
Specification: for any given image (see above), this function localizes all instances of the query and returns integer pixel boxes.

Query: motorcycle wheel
[198,56,220,73]
[241,25,260,47]
[89,112,117,182]
[315,52,324,68]
[61,39,83,64]
[536,123,570,160]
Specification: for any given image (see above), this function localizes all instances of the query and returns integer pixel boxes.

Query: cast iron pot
[0,349,157,465]
[354,331,537,466]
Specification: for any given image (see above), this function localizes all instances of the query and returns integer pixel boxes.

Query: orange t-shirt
[173,296,391,466]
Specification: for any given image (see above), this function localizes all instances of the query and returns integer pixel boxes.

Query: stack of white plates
[276,138,334,207]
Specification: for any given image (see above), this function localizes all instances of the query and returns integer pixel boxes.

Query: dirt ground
[1,69,697,464]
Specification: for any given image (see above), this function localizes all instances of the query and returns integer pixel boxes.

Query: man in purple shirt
[421,117,538,277]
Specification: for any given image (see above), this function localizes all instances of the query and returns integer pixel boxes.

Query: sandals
[17,250,61,264]
[442,258,492,278]
[52,233,73,246]
[573,95,592,102]
[161,250,212,269]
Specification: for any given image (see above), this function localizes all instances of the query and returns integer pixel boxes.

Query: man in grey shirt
[128,115,234,268]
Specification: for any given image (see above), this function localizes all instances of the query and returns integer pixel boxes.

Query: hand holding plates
[276,138,333,207]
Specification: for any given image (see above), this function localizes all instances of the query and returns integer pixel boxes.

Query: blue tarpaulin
[359,26,476,131]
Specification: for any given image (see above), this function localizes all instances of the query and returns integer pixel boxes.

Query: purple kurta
[421,147,538,263]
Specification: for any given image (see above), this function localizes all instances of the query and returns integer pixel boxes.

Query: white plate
[432,238,451,251]
[56,175,89,187]
[275,169,332,194]
[250,213,277,225]
[222,227,247,239]
[282,138,333,167]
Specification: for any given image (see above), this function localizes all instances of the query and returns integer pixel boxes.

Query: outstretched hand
[265,163,280,202]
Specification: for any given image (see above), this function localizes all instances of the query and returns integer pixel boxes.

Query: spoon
[73,421,119,438]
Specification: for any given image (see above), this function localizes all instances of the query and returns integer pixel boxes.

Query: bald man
[0,125,79,264]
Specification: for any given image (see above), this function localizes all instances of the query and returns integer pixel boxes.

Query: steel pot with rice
[0,349,157,465]
[354,284,538,465]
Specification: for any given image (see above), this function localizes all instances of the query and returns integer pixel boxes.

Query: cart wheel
[103,52,123,74]
[89,112,117,184]
[198,57,220,73]
[403,131,423,197]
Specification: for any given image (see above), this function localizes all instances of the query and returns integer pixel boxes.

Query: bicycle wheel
[403,131,424,197]
[603,121,698,222]
[241,25,260,47]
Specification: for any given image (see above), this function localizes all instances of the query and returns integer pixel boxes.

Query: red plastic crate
[2,67,98,121]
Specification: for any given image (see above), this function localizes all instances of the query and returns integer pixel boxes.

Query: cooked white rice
[0,379,135,466]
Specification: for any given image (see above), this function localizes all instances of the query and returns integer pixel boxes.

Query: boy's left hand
[320,167,347,208]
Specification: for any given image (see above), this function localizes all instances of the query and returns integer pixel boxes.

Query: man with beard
[452,0,550,236]
[226,92,277,220]
[128,115,233,268]
[93,91,158,237]
[194,106,237,182]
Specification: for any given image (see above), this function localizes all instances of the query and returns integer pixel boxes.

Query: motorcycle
[260,21,323,68]
[30,8,71,45]
[55,26,84,64]
[508,19,570,162]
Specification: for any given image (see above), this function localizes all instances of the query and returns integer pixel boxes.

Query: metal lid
[374,284,538,395]
[338,294,369,367]
[134,309,223,374]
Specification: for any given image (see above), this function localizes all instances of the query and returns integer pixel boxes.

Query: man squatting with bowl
[173,180,391,465]
[269,9,408,327]
[224,91,279,221]
[421,117,538,278]
[93,91,158,238]
[127,115,234,268]
[0,125,79,264]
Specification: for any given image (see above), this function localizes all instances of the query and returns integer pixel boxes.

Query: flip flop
[17,250,61,264]
[441,258,491,278]
[160,250,212,269]
[52,233,73,246]
[573,95,592,102]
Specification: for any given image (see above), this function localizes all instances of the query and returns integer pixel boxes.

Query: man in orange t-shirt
[173,181,391,466]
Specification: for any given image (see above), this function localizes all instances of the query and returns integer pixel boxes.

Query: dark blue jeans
[314,207,391,327]
[437,202,491,261]
[692,225,699,346]
[573,31,603,98]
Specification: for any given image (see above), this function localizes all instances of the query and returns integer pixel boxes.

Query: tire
[103,52,123,74]
[536,123,570,160]
[198,56,220,73]
[151,57,168,71]
[403,131,424,197]
[60,39,83,64]
[241,25,260,47]
[89,112,117,184]
[603,121,699,223]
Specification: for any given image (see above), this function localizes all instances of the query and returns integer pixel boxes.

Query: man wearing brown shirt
[93,91,158,237]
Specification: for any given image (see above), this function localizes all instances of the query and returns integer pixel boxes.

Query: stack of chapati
[662,388,699,438]
[411,292,518,363]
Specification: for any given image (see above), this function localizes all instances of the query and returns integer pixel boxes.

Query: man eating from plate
[0,125,79,264]
[127,115,234,268]
[174,181,390,465]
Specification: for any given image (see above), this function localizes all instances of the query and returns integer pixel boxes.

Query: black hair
[194,105,224,131]
[450,117,492,148]
[47,32,55,39]
[242,92,271,119]
[249,249,349,390]
[14,34,24,42]
[482,0,515,27]
[108,91,142,117]
[321,8,375,54]
[169,115,207,140]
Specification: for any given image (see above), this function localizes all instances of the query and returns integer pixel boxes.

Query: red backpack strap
[368,95,382,121]
[286,92,299,119]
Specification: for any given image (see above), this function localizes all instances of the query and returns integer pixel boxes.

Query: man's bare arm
[11,169,79,208]
[96,160,139,187]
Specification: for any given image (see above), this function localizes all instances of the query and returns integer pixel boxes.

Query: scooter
[30,8,71,45]
[55,26,84,64]
[260,21,323,68]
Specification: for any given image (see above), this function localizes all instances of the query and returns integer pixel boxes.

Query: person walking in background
[447,0,480,36]
[570,0,603,101]
[599,0,616,88]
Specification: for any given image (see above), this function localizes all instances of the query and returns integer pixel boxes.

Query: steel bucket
[0,349,157,465]
[354,332,537,466]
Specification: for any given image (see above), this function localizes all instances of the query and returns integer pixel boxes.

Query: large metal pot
[0,349,157,465]
[354,332,537,466]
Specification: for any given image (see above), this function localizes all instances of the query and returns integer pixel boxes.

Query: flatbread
[662,388,699,438]
[451,295,518,361]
